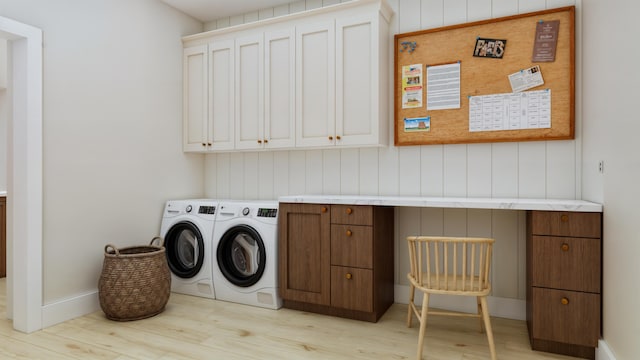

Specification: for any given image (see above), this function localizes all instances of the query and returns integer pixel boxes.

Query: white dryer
[211,200,282,309]
[160,199,218,299]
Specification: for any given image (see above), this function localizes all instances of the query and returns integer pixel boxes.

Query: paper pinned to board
[509,65,544,92]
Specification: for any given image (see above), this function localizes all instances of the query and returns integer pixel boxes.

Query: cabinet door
[296,21,335,148]
[0,197,5,278]
[278,203,331,305]
[235,35,264,150]
[265,29,295,149]
[336,15,379,146]
[209,40,235,151]
[183,45,208,152]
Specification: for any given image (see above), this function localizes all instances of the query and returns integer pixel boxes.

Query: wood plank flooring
[0,278,582,359]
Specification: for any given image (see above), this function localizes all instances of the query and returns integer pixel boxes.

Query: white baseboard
[41,290,100,328]
[394,284,526,321]
[596,340,616,360]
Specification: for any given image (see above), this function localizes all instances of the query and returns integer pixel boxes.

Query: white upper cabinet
[235,35,264,150]
[295,21,335,148]
[336,14,387,147]
[209,39,235,151]
[181,0,393,152]
[264,29,296,149]
[182,45,208,152]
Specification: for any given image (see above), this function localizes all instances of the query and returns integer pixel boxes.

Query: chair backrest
[407,236,495,295]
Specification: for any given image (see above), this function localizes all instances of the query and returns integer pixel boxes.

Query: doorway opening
[0,15,44,333]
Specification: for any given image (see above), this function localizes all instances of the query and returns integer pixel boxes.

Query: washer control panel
[257,208,278,218]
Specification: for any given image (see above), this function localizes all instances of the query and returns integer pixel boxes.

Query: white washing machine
[211,200,282,309]
[160,199,218,299]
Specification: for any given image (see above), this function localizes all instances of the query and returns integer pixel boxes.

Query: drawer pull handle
[561,214,569,222]
[346,230,352,237]
[345,273,352,280]
[321,207,328,213]
[561,297,569,305]
[561,243,570,251]
[346,208,353,215]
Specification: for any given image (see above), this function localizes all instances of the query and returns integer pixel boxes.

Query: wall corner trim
[597,340,617,360]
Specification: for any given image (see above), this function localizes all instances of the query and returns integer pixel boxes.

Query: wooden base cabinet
[527,211,602,359]
[278,203,394,322]
[0,196,5,278]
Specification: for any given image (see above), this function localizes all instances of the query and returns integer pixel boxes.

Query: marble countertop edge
[278,195,603,212]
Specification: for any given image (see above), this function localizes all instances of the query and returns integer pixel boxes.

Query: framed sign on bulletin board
[394,6,575,146]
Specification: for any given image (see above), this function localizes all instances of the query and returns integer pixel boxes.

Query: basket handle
[104,244,120,256]
[150,236,164,247]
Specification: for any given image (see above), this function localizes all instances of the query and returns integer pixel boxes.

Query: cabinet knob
[321,207,328,213]
[561,297,569,305]
[336,135,341,140]
[207,143,212,146]
[561,214,569,222]
[345,273,352,280]
[346,230,352,237]
[257,140,262,144]
[264,139,268,144]
[202,142,207,147]
[346,208,353,215]
[561,243,570,252]
[328,136,334,141]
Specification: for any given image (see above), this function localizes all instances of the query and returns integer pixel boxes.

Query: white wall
[203,0,580,306]
[0,0,204,306]
[582,0,640,359]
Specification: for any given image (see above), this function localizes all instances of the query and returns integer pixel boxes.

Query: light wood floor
[0,278,581,360]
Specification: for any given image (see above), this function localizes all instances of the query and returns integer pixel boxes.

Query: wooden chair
[406,236,496,360]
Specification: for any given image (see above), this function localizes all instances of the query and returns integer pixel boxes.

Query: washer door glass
[217,224,266,287]
[165,221,204,279]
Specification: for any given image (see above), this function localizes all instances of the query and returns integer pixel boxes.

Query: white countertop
[278,195,603,212]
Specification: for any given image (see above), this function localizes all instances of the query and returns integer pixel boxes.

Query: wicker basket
[98,237,171,321]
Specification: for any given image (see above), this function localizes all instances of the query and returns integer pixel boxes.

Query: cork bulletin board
[394,6,575,146]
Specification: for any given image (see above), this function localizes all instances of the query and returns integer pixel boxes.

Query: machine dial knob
[242,207,250,216]
[186,205,192,213]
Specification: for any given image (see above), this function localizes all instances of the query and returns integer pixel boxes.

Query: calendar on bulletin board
[394,6,575,146]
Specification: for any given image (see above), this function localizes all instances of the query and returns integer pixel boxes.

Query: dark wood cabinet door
[331,224,373,268]
[531,235,601,293]
[531,211,601,238]
[278,203,331,305]
[0,197,5,278]
[330,266,373,312]
[532,287,600,347]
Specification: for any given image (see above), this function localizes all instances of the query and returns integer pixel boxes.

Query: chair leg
[479,296,497,360]
[407,284,415,328]
[477,296,484,333]
[416,293,429,360]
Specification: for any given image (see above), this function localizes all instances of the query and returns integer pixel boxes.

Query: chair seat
[410,273,492,296]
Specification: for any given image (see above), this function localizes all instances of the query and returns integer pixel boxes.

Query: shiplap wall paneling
[340,149,360,195]
[323,149,341,194]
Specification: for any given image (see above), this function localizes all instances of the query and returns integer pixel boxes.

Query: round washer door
[216,224,266,287]
[164,221,204,279]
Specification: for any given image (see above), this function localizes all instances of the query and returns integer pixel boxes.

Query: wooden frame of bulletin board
[394,6,574,146]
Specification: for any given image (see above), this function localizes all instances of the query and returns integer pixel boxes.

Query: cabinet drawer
[331,205,372,225]
[531,287,600,347]
[532,236,601,293]
[330,266,373,312]
[331,224,373,268]
[531,211,601,238]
